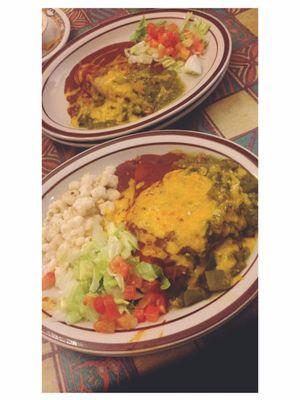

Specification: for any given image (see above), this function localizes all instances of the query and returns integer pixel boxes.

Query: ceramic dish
[43,61,228,147]
[42,130,258,356]
[42,9,232,144]
[42,8,71,63]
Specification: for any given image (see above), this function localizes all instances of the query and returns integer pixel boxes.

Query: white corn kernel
[91,186,106,200]
[99,201,115,215]
[107,175,118,188]
[106,189,120,201]
[61,190,79,206]
[104,165,116,175]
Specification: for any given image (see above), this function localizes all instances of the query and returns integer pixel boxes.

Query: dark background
[118,298,258,393]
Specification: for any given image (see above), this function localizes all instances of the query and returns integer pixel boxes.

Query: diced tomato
[116,314,138,330]
[136,292,160,309]
[42,272,55,290]
[147,22,158,39]
[167,31,180,46]
[166,23,179,33]
[110,256,132,278]
[123,285,137,300]
[158,45,166,58]
[102,295,121,320]
[94,318,116,333]
[149,38,159,48]
[141,279,160,293]
[192,38,204,54]
[133,308,146,323]
[126,273,143,289]
[157,26,165,35]
[137,291,168,317]
[93,296,106,314]
[175,42,183,52]
[157,32,172,47]
[156,293,167,314]
[83,294,95,308]
[179,46,191,60]
[166,47,177,57]
[144,305,160,322]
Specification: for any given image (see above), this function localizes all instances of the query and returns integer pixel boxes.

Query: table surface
[42,8,258,393]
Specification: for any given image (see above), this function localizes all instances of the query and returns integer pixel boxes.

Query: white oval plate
[42,130,258,356]
[42,9,232,143]
[42,8,70,63]
[43,63,229,148]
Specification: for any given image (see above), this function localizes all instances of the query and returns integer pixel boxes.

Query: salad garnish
[126,12,210,76]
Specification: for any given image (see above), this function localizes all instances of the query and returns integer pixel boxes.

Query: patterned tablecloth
[42,8,258,393]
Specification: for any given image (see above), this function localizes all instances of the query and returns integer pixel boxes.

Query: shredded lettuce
[135,262,157,281]
[161,56,184,72]
[180,12,210,41]
[130,17,147,42]
[191,19,210,40]
[153,265,171,290]
[103,275,119,291]
[51,221,171,325]
[180,11,194,33]
[135,262,170,290]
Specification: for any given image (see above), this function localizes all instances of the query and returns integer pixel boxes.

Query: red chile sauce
[116,152,188,289]
[64,41,174,120]
[64,41,133,118]
[116,152,184,194]
[65,41,133,94]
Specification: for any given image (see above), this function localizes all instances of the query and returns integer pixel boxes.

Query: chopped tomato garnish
[166,31,180,46]
[93,296,106,314]
[144,305,160,322]
[192,38,204,54]
[102,295,121,321]
[123,285,138,300]
[83,294,95,308]
[126,273,143,289]
[42,272,55,290]
[149,38,159,48]
[157,26,165,36]
[133,308,146,323]
[141,279,160,293]
[158,46,166,58]
[165,46,177,57]
[137,291,168,316]
[165,23,179,33]
[156,293,167,314]
[147,22,158,39]
[137,292,159,309]
[116,314,138,330]
[94,318,116,333]
[110,256,132,278]
[179,46,191,60]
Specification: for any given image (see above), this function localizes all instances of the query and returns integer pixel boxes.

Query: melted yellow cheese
[242,237,257,253]
[126,170,217,258]
[93,70,136,101]
[111,179,135,225]
[215,239,239,271]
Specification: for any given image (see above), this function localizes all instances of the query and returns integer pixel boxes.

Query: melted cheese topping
[126,170,217,258]
[215,239,240,271]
